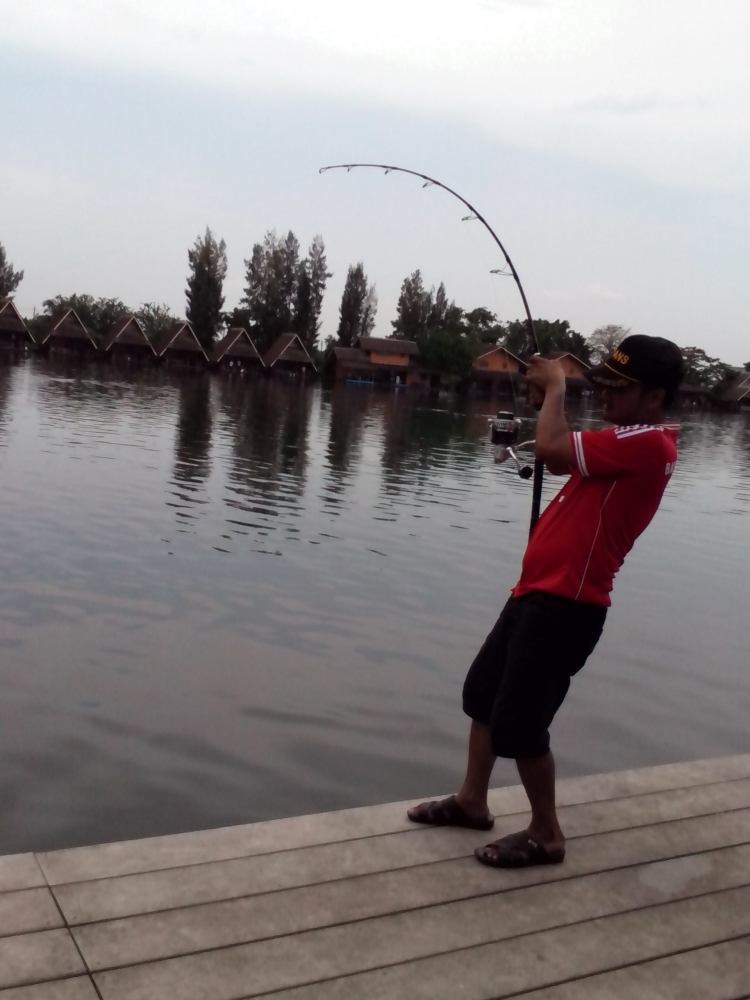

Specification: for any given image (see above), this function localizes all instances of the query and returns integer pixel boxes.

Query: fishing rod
[319,162,545,532]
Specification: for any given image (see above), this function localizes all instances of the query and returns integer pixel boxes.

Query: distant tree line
[0,237,744,392]
[223,230,331,354]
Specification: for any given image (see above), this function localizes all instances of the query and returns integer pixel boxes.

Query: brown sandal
[475,830,565,868]
[407,795,494,831]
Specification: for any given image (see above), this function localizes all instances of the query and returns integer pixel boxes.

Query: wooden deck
[1,754,749,999]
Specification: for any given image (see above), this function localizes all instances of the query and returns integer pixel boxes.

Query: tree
[463,307,503,344]
[137,302,175,343]
[361,286,377,339]
[239,231,330,352]
[392,270,429,339]
[415,304,476,377]
[241,229,306,352]
[305,235,331,348]
[291,236,332,350]
[292,262,313,343]
[681,347,733,392]
[337,263,377,346]
[588,324,630,364]
[0,242,24,298]
[41,293,130,340]
[279,231,300,318]
[186,226,228,350]
[503,318,591,364]
[426,281,449,329]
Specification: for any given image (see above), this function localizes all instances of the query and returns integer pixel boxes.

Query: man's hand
[526,356,573,474]
[526,355,567,398]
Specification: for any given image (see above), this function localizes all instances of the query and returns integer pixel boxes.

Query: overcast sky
[2,0,749,362]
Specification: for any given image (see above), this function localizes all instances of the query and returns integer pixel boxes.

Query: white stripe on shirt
[573,431,589,477]
[614,426,663,440]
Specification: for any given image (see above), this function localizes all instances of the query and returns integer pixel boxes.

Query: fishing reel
[488,411,535,480]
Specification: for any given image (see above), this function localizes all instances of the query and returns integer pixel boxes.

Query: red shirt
[512,424,679,607]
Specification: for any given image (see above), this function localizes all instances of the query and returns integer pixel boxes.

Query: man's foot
[474,829,565,868]
[407,795,494,831]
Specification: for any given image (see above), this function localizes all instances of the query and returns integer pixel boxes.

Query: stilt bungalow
[153,321,210,367]
[263,333,317,377]
[470,345,523,394]
[719,369,750,411]
[0,299,32,351]
[549,352,591,397]
[35,308,98,356]
[213,327,264,372]
[550,351,591,382]
[103,315,158,362]
[326,337,417,386]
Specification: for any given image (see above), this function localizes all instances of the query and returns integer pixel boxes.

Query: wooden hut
[212,327,264,372]
[0,299,32,351]
[263,333,317,377]
[35,308,98,355]
[324,345,369,382]
[719,370,750,411]
[547,352,592,397]
[358,337,417,385]
[103,315,158,362]
[325,337,417,386]
[153,321,210,366]
[549,352,591,381]
[471,345,523,394]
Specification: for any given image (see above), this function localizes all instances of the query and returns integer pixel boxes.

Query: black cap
[587,335,684,392]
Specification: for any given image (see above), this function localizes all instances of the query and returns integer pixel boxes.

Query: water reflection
[173,375,213,486]
[0,362,13,444]
[0,356,747,854]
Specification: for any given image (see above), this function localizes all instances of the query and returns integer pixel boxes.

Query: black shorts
[462,591,606,759]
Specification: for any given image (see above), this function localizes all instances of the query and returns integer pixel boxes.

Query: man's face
[598,382,652,424]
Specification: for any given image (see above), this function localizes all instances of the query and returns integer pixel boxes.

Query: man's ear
[645,386,666,409]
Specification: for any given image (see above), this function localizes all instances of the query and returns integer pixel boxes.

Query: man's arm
[526,356,574,475]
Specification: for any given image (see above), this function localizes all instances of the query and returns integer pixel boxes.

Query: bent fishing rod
[319,162,545,532]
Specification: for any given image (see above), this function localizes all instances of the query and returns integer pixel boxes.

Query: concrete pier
[1,754,749,998]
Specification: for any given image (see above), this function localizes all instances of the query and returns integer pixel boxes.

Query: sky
[2,0,749,363]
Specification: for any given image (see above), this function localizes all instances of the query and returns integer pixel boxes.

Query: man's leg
[408,599,516,829]
[516,750,564,851]
[455,719,496,820]
[407,718,494,825]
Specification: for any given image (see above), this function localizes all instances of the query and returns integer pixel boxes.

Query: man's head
[586,335,684,425]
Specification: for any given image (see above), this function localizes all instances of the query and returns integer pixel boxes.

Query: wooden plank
[91,885,750,1000]
[69,812,750,967]
[0,856,45,894]
[510,937,750,999]
[78,843,750,975]
[37,755,750,885]
[37,754,750,885]
[0,979,99,1000]
[54,780,750,925]
[0,889,63,938]
[0,931,85,992]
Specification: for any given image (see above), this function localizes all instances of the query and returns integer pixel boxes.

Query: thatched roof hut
[152,321,210,364]
[213,327,264,368]
[103,316,158,357]
[0,299,31,349]
[263,333,317,373]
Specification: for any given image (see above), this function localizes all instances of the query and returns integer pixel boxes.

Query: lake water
[0,356,747,853]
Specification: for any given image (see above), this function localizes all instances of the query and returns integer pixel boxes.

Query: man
[408,335,684,868]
